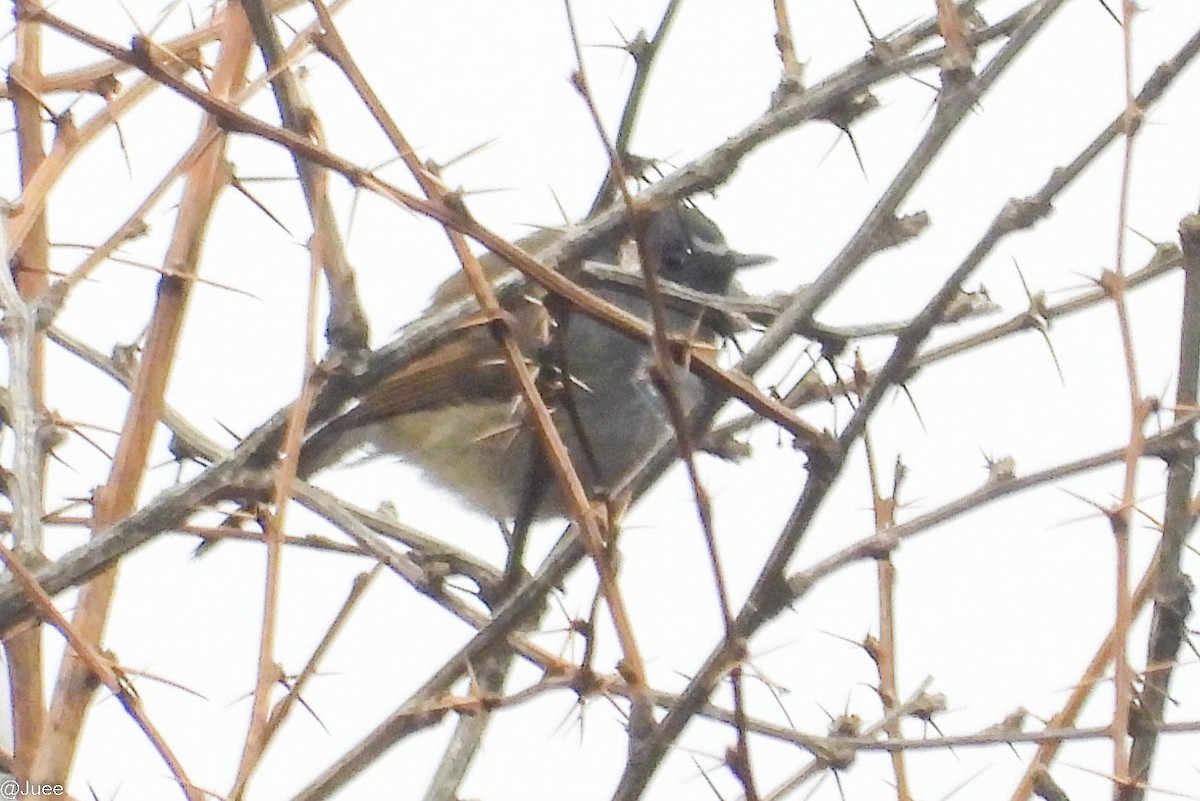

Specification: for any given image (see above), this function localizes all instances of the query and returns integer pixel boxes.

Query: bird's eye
[664,245,693,273]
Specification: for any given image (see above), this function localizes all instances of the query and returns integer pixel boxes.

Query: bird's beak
[728,250,775,269]
[693,239,775,272]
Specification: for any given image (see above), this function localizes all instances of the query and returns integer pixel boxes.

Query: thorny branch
[1,1,1198,799]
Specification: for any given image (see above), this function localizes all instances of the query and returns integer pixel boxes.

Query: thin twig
[0,539,201,800]
[860,418,911,800]
[607,5,1088,798]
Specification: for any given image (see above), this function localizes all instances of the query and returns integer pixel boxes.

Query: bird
[295,203,770,583]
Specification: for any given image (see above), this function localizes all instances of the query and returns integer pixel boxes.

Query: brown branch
[1103,2,1148,786]
[6,69,178,256]
[27,4,253,785]
[0,540,201,799]
[1010,552,1161,801]
[772,0,803,84]
[860,419,911,800]
[229,286,322,797]
[0,0,308,97]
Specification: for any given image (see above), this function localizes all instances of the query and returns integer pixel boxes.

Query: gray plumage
[299,205,769,520]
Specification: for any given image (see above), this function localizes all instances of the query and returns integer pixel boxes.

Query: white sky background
[3,0,1200,799]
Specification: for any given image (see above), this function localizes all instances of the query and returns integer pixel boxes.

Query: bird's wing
[324,294,555,431]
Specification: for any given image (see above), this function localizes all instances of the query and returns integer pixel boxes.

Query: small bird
[297,203,769,580]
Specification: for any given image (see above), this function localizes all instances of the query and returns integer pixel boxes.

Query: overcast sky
[4,1,1200,799]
